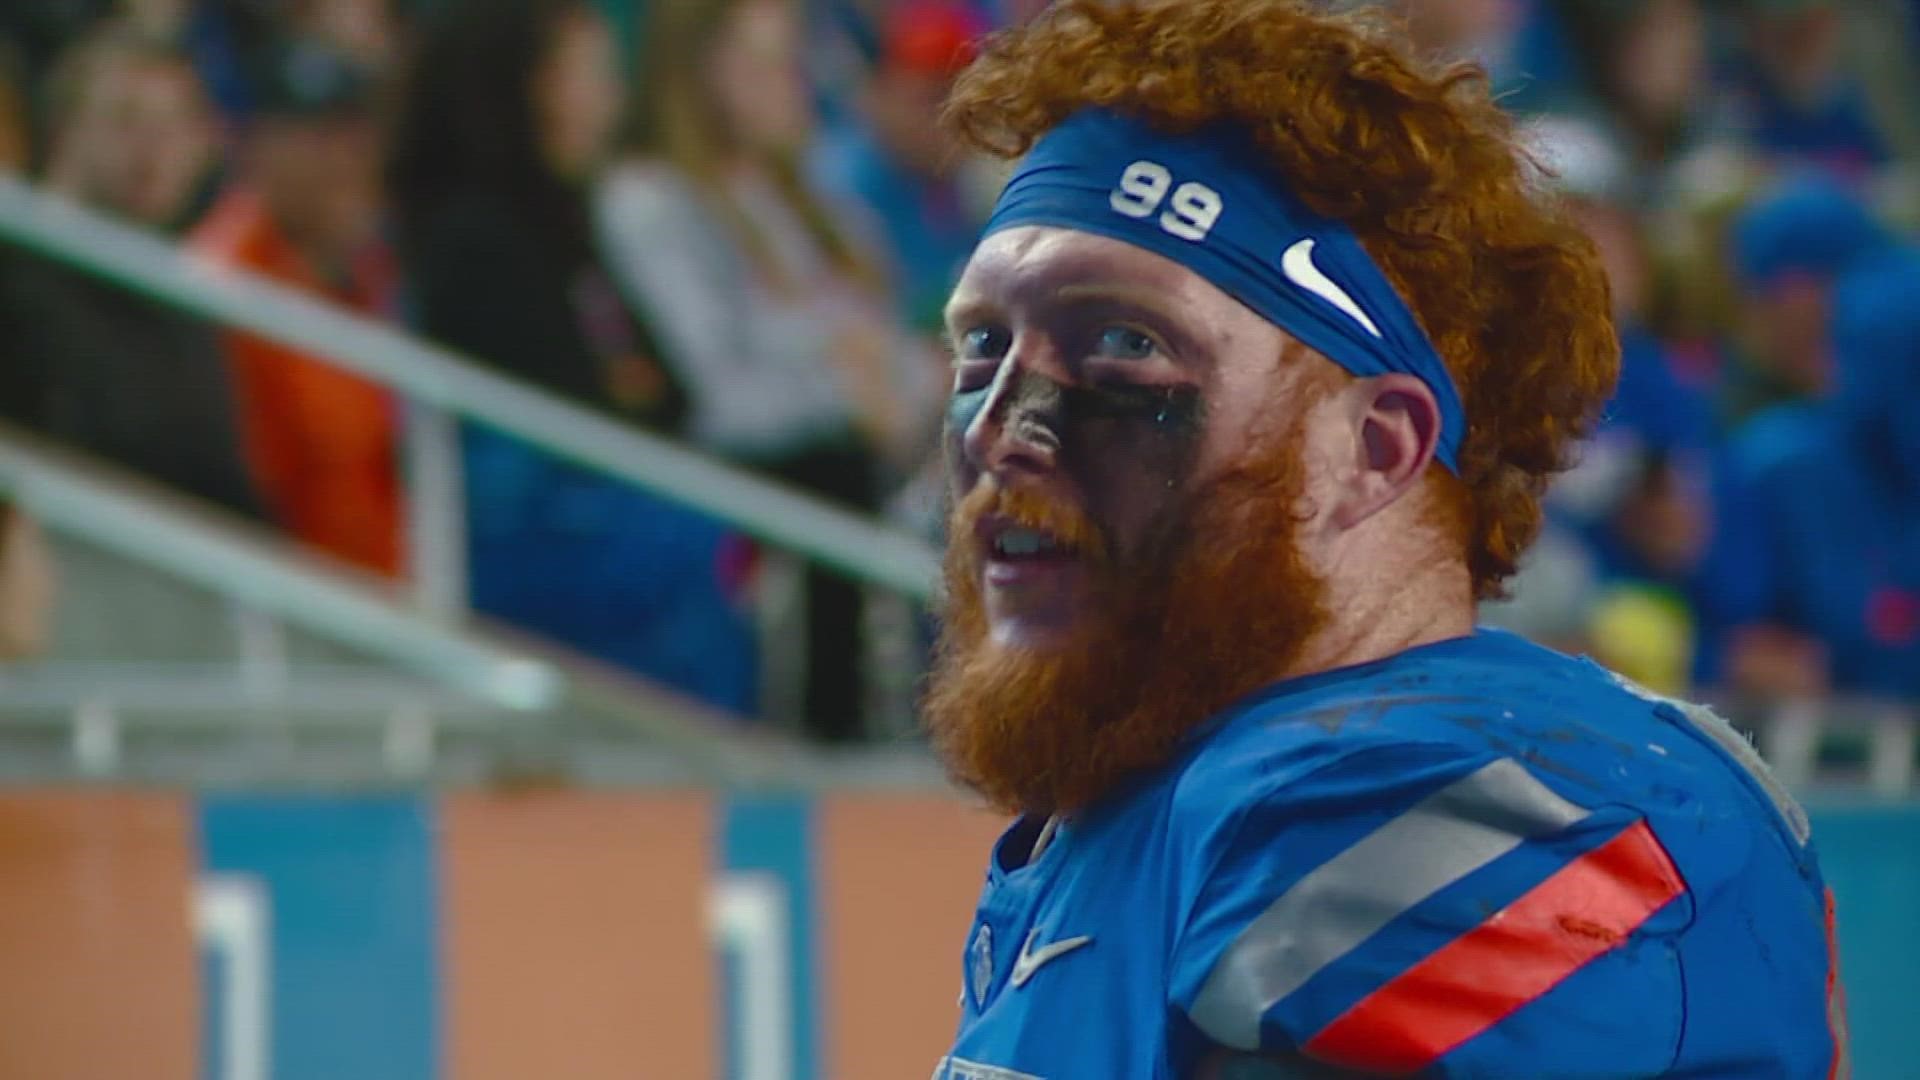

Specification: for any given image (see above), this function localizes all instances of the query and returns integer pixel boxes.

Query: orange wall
[0,791,198,1080]
[0,787,1014,1079]
[819,794,1008,1080]
[439,791,716,1080]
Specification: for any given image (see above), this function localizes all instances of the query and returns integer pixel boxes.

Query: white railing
[0,176,941,611]
[0,424,947,789]
[0,425,559,711]
[0,664,507,778]
[1753,697,1919,797]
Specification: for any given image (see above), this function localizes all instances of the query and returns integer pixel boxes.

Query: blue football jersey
[936,630,1844,1079]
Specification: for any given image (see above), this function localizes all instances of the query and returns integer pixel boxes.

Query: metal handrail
[0,662,508,715]
[1742,695,1919,797]
[0,176,940,601]
[0,425,561,711]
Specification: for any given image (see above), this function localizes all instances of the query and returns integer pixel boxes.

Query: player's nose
[961,361,1066,479]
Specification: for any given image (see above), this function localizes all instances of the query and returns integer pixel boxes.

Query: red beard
[925,420,1331,816]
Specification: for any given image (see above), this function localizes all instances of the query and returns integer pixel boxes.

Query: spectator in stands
[9,1,393,144]
[810,0,990,333]
[1693,173,1910,697]
[1719,171,1890,426]
[193,39,404,577]
[108,0,406,125]
[603,0,937,740]
[1731,0,1892,177]
[388,0,755,713]
[38,22,217,233]
[0,26,259,517]
[391,0,664,413]
[1542,0,1734,196]
[1703,246,1920,702]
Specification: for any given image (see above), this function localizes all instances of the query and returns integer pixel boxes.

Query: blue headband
[983,109,1465,473]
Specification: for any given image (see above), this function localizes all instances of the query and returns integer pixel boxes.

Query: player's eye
[951,326,1010,392]
[956,326,1011,361]
[1093,325,1160,362]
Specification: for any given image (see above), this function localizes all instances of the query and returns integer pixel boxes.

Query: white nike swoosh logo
[1280,237,1384,339]
[1008,928,1093,988]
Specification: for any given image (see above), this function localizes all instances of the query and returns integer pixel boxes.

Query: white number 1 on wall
[195,875,271,1080]
[711,873,794,1080]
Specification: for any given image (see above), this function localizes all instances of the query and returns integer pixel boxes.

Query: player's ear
[1330,373,1440,531]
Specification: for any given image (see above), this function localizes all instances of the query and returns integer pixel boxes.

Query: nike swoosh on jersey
[1009,929,1094,988]
[1280,238,1383,339]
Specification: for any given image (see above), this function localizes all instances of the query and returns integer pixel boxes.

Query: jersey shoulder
[1170,628,1808,861]
[1166,631,1592,827]
[1157,632,1831,1073]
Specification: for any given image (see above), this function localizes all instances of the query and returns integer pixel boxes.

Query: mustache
[951,483,1110,562]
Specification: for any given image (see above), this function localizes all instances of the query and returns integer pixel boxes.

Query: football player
[924,1,1847,1076]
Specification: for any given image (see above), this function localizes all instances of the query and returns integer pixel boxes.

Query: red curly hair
[946,0,1619,598]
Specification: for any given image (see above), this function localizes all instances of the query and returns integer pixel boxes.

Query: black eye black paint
[944,370,1204,458]
[1071,381,1201,436]
[942,357,1212,564]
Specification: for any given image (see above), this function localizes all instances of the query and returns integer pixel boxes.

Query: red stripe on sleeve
[1302,819,1685,1076]
[1825,887,1852,1080]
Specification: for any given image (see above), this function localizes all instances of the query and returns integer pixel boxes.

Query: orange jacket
[191,190,405,578]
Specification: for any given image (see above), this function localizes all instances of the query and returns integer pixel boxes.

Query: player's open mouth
[993,527,1069,558]
[977,516,1083,587]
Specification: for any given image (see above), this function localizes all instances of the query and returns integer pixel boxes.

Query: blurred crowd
[0,0,1913,741]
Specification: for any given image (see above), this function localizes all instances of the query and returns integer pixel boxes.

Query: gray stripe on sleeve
[1188,757,1590,1050]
